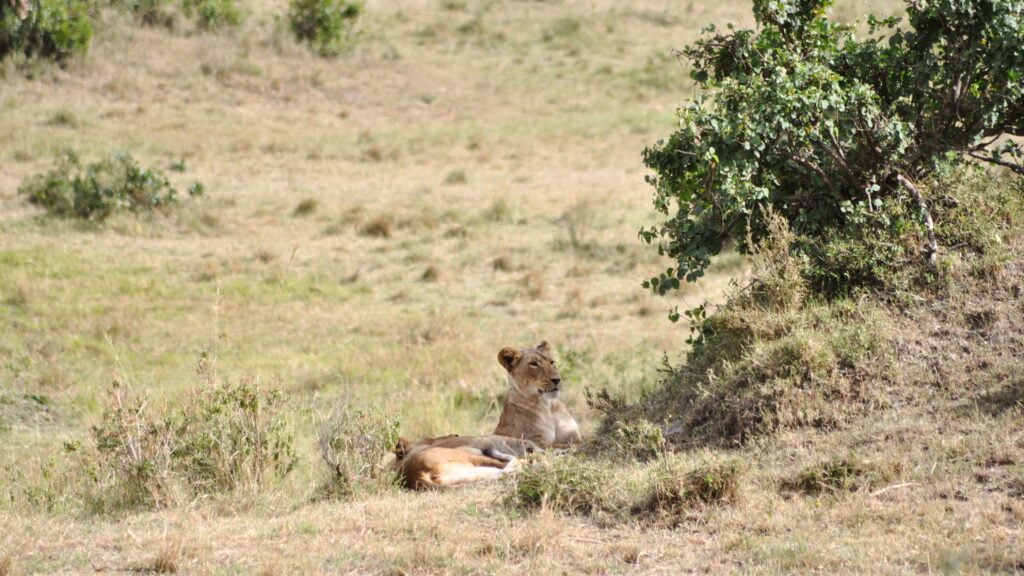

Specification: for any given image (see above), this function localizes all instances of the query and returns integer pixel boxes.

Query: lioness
[494,341,581,447]
[393,434,537,490]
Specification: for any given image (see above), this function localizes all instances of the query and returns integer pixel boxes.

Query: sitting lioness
[393,434,537,490]
[494,341,581,447]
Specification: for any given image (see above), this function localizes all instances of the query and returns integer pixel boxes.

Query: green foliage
[642,0,1024,300]
[287,0,361,57]
[173,361,297,493]
[1,0,92,63]
[181,0,242,31]
[507,454,611,515]
[314,403,400,499]
[19,152,205,222]
[10,364,297,514]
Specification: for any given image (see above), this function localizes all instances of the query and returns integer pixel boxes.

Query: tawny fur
[394,446,513,490]
[493,341,581,447]
[397,434,537,462]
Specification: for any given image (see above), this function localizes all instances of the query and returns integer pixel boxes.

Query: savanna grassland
[4,0,1023,574]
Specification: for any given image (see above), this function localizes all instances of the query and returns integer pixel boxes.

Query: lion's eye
[529,362,539,368]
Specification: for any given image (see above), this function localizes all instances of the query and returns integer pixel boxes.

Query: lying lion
[392,341,579,489]
[393,434,537,490]
[494,341,581,447]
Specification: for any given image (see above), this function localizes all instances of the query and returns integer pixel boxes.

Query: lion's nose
[550,377,562,387]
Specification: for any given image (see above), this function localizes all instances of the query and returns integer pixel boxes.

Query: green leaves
[288,0,362,57]
[19,152,206,222]
[644,0,1023,304]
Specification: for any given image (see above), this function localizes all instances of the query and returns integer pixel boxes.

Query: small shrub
[314,403,400,499]
[19,152,205,222]
[292,197,318,217]
[182,0,243,30]
[90,382,179,510]
[288,0,362,57]
[443,169,467,185]
[506,454,611,515]
[174,373,297,494]
[1,0,92,63]
[359,215,392,238]
[635,458,741,523]
[420,264,440,282]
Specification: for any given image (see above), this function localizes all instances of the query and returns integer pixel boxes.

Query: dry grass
[5,0,1016,574]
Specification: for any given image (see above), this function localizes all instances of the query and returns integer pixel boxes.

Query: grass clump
[314,403,400,500]
[634,458,741,524]
[586,389,665,462]
[288,0,362,57]
[506,454,612,515]
[19,151,206,222]
[782,455,902,496]
[783,457,872,495]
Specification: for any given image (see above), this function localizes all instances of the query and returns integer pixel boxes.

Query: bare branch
[786,154,835,191]
[897,174,938,266]
[811,136,864,192]
[967,152,1024,176]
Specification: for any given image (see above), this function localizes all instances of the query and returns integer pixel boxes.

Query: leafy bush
[174,373,297,494]
[19,152,205,222]
[287,0,361,57]
[1,0,92,63]
[314,403,400,499]
[642,0,1023,300]
[181,0,242,31]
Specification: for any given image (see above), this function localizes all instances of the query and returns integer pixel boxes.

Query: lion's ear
[535,340,550,353]
[498,347,522,372]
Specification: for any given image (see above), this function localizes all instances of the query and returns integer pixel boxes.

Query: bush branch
[897,174,938,266]
[967,152,1024,176]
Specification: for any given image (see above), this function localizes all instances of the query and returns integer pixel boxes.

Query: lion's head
[497,341,563,399]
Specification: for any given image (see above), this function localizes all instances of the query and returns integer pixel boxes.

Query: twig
[870,482,919,497]
[967,152,1024,176]
[897,174,938,266]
